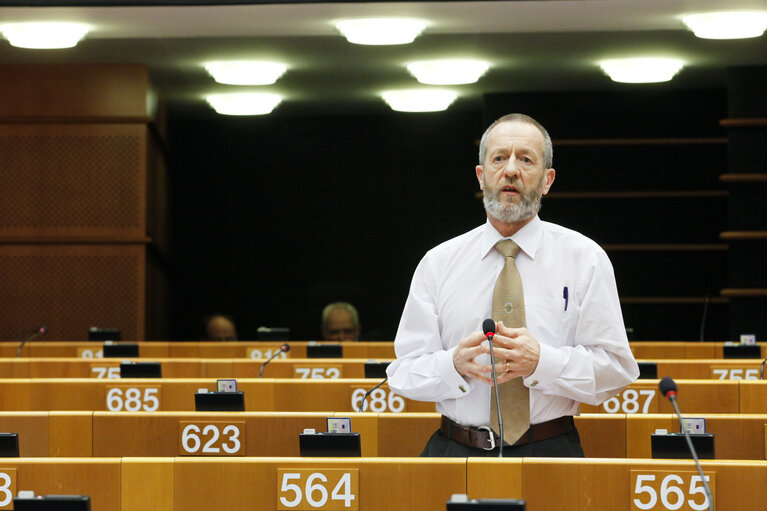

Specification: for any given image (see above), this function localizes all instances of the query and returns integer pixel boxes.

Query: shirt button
[530,381,539,387]
[459,385,467,393]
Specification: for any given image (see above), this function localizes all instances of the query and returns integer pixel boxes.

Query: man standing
[387,113,638,457]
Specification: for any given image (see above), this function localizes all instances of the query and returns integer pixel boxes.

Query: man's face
[323,309,359,341]
[206,317,237,341]
[476,121,555,224]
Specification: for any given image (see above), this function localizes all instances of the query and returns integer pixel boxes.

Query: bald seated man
[202,314,238,341]
[321,302,361,341]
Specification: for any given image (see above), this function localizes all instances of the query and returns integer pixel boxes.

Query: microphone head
[280,343,290,353]
[38,326,48,335]
[659,376,677,397]
[482,319,496,336]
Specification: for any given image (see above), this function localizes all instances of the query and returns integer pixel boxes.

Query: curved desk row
[3,340,765,360]
[1,378,766,414]
[0,411,765,460]
[0,357,765,380]
[0,457,764,511]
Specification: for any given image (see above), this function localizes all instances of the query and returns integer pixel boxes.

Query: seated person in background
[201,314,238,341]
[321,302,361,341]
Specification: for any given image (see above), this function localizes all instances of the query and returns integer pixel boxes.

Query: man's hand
[452,331,494,384]
[489,321,541,382]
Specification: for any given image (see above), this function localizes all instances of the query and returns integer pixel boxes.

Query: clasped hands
[453,321,540,385]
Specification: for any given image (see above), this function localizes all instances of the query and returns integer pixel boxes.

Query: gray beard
[482,187,542,224]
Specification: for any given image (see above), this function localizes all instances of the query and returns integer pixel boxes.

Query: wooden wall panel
[0,64,149,118]
[0,124,146,240]
[0,244,145,340]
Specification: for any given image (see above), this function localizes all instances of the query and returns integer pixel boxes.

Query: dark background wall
[167,87,733,342]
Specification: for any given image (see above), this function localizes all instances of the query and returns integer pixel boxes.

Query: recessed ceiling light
[204,61,287,86]
[0,22,90,49]
[682,11,767,39]
[381,89,458,112]
[205,92,283,116]
[599,57,685,83]
[335,18,427,45]
[407,59,491,85]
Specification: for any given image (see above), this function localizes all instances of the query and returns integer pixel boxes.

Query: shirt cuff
[442,345,473,396]
[524,341,565,389]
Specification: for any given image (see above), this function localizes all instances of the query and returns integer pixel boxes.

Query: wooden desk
[0,459,121,511]
[91,412,437,458]
[468,458,767,510]
[580,379,741,414]
[172,457,467,511]
[1,341,397,360]
[0,378,435,413]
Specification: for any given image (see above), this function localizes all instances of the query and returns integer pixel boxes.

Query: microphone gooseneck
[16,325,48,358]
[258,343,290,377]
[658,377,714,511]
[357,376,388,412]
[483,319,503,458]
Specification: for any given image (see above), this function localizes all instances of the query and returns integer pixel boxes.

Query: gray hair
[478,113,553,169]
[321,302,359,327]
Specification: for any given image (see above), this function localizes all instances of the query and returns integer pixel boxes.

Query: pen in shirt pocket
[563,286,569,311]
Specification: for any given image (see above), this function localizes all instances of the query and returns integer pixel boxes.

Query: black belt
[440,415,575,450]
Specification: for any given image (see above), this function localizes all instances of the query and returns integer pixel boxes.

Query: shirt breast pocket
[525,295,576,347]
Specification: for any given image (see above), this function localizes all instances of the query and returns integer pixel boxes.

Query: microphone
[760,358,766,380]
[16,325,48,358]
[483,318,504,458]
[258,343,290,377]
[357,376,388,412]
[658,377,714,511]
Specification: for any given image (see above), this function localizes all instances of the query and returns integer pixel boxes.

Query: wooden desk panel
[630,342,718,359]
[649,359,764,380]
[3,341,398,359]
[574,414,626,458]
[172,457,466,511]
[739,380,767,413]
[469,458,767,510]
[121,458,174,511]
[627,414,767,460]
[581,380,740,414]
[0,412,48,456]
[0,459,121,511]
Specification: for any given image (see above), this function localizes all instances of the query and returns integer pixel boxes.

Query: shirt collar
[479,215,543,260]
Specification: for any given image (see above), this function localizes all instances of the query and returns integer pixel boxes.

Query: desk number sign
[277,469,358,510]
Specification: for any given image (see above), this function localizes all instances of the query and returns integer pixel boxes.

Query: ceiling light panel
[407,59,491,85]
[682,11,767,39]
[381,89,458,112]
[1,22,90,49]
[204,61,287,86]
[206,92,283,115]
[335,18,427,45]
[599,57,685,83]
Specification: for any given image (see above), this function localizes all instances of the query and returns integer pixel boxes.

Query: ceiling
[1,0,767,117]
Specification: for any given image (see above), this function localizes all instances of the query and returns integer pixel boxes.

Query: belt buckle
[476,425,496,450]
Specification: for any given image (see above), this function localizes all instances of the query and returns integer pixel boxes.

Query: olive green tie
[489,239,530,446]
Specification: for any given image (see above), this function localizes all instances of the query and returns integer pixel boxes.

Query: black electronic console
[257,326,290,340]
[363,361,390,379]
[299,432,361,457]
[88,328,121,341]
[194,391,245,411]
[0,433,19,457]
[306,343,343,359]
[447,495,526,510]
[119,361,162,378]
[13,495,90,511]
[637,361,658,379]
[651,433,715,460]
[723,344,762,359]
[103,343,139,358]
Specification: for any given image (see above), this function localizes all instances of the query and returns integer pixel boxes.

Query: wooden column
[0,64,168,340]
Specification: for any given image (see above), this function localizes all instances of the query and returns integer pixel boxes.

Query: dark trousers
[420,427,585,457]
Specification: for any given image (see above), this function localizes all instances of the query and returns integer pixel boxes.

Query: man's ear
[475,165,485,190]
[541,168,556,195]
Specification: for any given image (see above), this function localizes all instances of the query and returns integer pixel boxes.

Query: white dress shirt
[387,215,639,427]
